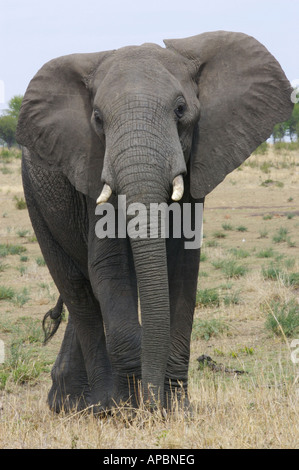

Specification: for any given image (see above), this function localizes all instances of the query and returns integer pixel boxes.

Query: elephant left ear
[164,31,293,198]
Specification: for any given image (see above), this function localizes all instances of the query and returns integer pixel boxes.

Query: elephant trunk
[121,172,171,406]
[130,235,170,406]
[118,172,171,407]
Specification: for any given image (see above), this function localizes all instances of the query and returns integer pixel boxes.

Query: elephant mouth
[96,174,185,205]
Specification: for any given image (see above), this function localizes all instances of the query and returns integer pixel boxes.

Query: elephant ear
[164,31,293,198]
[16,51,113,199]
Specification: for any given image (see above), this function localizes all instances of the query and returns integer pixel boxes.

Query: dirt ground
[0,146,298,449]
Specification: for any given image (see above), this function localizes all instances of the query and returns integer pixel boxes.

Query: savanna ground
[0,145,298,449]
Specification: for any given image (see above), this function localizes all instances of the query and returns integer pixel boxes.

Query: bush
[265,299,299,338]
[274,141,299,152]
[196,288,220,307]
[213,259,248,278]
[192,318,229,341]
[0,244,27,257]
[272,227,288,243]
[262,263,285,281]
[0,286,15,300]
[14,196,27,210]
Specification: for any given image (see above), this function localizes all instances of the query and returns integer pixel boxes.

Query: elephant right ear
[16,51,114,199]
[165,31,294,199]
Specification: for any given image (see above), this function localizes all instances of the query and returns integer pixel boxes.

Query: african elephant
[16,31,293,413]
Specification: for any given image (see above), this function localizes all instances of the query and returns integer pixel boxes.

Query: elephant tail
[42,296,64,344]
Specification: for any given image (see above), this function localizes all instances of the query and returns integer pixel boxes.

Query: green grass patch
[212,259,248,278]
[0,286,15,300]
[222,223,233,231]
[196,288,220,307]
[274,141,299,152]
[264,298,299,338]
[256,248,276,258]
[192,317,230,341]
[0,262,8,272]
[229,248,250,259]
[272,227,289,243]
[287,272,299,288]
[262,263,285,281]
[0,243,27,257]
[0,317,49,389]
[259,228,269,238]
[205,240,219,247]
[236,225,248,232]
[35,256,46,267]
[13,196,27,210]
[261,179,284,188]
[213,231,227,239]
[16,229,30,238]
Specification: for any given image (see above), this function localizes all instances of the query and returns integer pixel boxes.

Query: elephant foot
[47,383,91,414]
[163,380,191,416]
[47,383,112,415]
[108,373,141,411]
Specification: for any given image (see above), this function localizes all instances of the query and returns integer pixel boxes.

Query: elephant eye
[174,104,186,119]
[94,109,103,126]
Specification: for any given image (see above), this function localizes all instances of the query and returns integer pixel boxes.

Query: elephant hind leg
[48,315,91,413]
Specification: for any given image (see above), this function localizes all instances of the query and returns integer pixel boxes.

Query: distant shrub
[236,225,248,232]
[0,244,27,257]
[213,231,226,239]
[212,259,248,278]
[36,256,46,267]
[14,196,27,210]
[0,286,15,300]
[222,223,233,231]
[229,248,250,259]
[262,263,285,281]
[265,298,299,337]
[256,248,275,258]
[192,318,229,341]
[272,227,288,243]
[274,141,299,152]
[196,288,220,307]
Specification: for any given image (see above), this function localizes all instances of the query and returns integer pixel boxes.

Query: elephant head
[16,31,293,406]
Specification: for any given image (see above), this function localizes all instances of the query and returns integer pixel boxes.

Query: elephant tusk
[96,184,112,204]
[171,175,184,201]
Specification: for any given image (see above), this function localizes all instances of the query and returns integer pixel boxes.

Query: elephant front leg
[88,234,141,410]
[24,208,112,412]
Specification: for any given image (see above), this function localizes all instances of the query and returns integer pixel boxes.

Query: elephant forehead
[92,44,190,98]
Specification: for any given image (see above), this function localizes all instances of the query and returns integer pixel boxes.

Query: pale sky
[0,0,298,110]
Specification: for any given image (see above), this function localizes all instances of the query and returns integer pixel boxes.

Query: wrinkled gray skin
[16,31,293,413]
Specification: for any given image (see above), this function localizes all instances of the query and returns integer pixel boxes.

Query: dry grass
[0,146,299,449]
